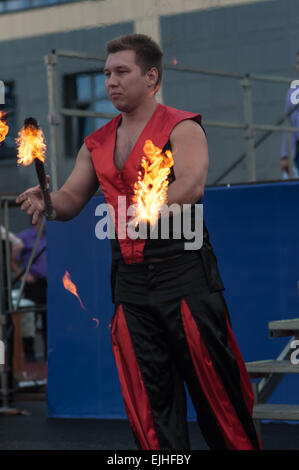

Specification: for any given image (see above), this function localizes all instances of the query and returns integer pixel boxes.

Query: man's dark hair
[106,33,163,86]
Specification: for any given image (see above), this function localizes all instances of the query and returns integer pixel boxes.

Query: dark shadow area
[0,400,299,450]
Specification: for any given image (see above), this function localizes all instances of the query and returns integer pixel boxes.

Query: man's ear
[146,67,159,88]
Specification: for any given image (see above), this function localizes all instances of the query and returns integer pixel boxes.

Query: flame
[0,111,9,143]
[62,270,100,328]
[132,140,174,225]
[16,122,46,166]
[62,270,86,311]
[149,83,160,97]
[92,318,100,329]
[172,57,178,65]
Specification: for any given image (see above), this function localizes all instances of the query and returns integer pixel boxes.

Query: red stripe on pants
[111,304,161,450]
[180,298,255,450]
[223,305,262,449]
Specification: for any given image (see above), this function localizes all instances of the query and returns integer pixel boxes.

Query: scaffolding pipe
[0,201,9,409]
[60,108,117,119]
[45,52,60,191]
[242,76,256,182]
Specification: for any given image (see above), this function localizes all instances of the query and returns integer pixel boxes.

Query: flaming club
[16,117,55,219]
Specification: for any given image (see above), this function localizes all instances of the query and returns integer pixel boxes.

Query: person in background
[1,224,21,248]
[11,218,47,361]
[280,51,299,179]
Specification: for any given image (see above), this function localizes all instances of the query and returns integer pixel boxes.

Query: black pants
[111,252,261,450]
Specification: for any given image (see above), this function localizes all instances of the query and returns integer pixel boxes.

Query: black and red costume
[85,104,261,450]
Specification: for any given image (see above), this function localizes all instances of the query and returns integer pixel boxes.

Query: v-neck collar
[112,103,162,174]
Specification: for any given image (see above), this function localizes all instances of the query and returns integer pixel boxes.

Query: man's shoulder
[84,114,121,152]
[160,103,201,121]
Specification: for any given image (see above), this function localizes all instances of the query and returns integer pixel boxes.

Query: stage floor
[0,400,299,450]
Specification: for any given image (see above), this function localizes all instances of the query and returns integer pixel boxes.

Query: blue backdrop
[46,180,299,419]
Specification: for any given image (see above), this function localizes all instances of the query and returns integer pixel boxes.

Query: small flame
[0,111,9,143]
[132,140,174,225]
[62,270,86,311]
[149,83,160,97]
[92,318,100,329]
[172,57,178,65]
[62,270,100,328]
[16,122,46,166]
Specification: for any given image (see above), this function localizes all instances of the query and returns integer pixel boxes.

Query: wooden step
[269,318,299,337]
[253,404,299,420]
[246,360,299,378]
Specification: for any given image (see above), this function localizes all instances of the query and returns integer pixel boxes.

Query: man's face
[104,50,151,112]
[296,54,299,74]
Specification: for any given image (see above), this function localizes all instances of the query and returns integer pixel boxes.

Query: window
[0,0,75,13]
[0,82,17,161]
[63,71,117,157]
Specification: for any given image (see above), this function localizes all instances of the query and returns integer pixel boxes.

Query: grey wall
[161,0,299,185]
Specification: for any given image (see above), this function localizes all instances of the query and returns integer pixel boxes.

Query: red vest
[85,103,201,264]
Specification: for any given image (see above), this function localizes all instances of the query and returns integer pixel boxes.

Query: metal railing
[45,49,299,189]
[0,196,46,409]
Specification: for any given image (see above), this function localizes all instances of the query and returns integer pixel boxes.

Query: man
[280,51,299,179]
[16,34,261,450]
[11,217,47,361]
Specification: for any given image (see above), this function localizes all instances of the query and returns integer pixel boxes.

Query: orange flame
[16,123,46,166]
[0,111,9,143]
[92,318,100,329]
[172,57,178,65]
[62,270,86,311]
[62,270,100,328]
[132,140,174,225]
[149,83,160,97]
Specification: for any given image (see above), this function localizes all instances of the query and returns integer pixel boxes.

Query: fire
[172,57,178,65]
[132,140,174,225]
[62,270,100,328]
[0,111,9,143]
[16,121,46,166]
[149,83,160,97]
[62,270,86,311]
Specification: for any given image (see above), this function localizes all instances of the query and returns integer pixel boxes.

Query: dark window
[63,71,117,157]
[0,0,75,13]
[0,82,17,160]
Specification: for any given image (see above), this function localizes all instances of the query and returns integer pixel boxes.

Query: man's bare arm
[16,144,99,223]
[166,119,209,208]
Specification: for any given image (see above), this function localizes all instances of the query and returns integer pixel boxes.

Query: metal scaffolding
[0,196,46,412]
[45,49,299,188]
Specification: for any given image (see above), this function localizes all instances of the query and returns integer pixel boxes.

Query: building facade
[0,0,298,230]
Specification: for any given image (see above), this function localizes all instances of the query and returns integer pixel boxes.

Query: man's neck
[120,98,159,129]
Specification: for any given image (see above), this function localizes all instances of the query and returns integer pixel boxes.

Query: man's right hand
[16,176,50,224]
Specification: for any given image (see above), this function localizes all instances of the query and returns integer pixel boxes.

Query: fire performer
[16,34,261,450]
